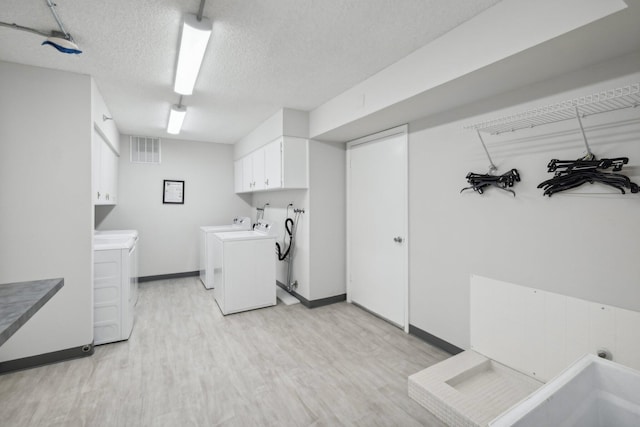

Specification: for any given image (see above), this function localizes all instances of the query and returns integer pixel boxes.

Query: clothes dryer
[199,217,251,289]
[212,220,277,315]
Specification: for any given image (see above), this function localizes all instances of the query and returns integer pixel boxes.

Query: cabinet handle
[393,236,403,243]
[265,179,269,186]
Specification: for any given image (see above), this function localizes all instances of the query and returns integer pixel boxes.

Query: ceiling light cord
[197,0,206,22]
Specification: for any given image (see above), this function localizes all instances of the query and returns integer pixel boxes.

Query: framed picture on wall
[163,180,184,204]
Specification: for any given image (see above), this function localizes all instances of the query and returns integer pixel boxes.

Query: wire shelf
[465,83,640,135]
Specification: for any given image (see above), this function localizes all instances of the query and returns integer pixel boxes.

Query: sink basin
[490,354,640,427]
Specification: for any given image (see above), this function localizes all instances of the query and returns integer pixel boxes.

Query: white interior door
[347,125,408,329]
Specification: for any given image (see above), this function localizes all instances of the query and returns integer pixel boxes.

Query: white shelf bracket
[574,106,593,159]
[476,130,497,173]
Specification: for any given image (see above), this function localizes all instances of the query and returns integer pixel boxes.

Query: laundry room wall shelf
[463,82,640,196]
[465,83,639,135]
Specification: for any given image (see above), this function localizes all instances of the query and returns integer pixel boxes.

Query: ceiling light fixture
[174,12,212,95]
[167,102,187,135]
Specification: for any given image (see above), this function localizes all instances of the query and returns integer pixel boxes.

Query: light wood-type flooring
[0,277,450,426]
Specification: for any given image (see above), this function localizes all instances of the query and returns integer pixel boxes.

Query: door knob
[393,236,403,243]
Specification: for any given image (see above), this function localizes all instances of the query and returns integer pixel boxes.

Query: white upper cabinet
[234,159,243,193]
[240,150,266,192]
[91,80,120,205]
[99,140,118,203]
[251,149,266,191]
[235,137,308,193]
[263,138,282,190]
[241,155,253,192]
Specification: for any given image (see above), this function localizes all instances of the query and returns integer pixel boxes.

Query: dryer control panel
[254,220,276,236]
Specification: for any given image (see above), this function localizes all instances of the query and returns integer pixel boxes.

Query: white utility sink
[490,354,640,427]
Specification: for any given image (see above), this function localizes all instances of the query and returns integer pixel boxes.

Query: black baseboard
[0,342,94,375]
[409,325,464,355]
[276,281,346,308]
[138,271,199,283]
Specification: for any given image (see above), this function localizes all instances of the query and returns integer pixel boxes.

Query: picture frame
[163,180,184,204]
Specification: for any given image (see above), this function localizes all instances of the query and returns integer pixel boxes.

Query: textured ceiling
[0,0,501,143]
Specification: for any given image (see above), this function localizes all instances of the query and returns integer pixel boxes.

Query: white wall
[233,109,346,302]
[309,0,627,140]
[0,61,93,361]
[308,140,346,300]
[234,108,309,158]
[283,109,309,139]
[235,109,284,158]
[252,190,311,299]
[408,54,640,349]
[96,136,252,277]
[250,140,347,302]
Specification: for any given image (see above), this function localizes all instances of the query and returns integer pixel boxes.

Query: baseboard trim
[276,281,346,308]
[409,325,464,355]
[138,271,199,283]
[0,342,94,375]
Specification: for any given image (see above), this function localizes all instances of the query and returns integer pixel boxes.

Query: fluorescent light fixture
[174,14,212,95]
[167,104,187,135]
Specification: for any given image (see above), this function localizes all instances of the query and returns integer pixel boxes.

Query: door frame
[346,124,409,332]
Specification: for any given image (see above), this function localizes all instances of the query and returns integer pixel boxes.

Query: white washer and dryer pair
[212,220,277,315]
[199,217,252,289]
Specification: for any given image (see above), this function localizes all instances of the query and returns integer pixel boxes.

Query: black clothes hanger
[538,156,639,196]
[461,169,520,197]
[546,157,628,173]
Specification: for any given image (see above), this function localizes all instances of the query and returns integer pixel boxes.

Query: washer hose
[276,218,294,261]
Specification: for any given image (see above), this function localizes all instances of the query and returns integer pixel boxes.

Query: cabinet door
[106,143,118,203]
[242,155,253,192]
[234,159,244,193]
[251,149,266,191]
[264,139,282,190]
[92,129,102,204]
[100,141,118,205]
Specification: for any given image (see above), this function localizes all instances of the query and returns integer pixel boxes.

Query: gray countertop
[0,278,64,346]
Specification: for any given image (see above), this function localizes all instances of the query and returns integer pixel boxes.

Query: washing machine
[95,229,139,304]
[199,217,251,289]
[212,220,277,315]
[93,234,137,345]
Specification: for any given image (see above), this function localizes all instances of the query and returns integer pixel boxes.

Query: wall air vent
[130,136,161,164]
